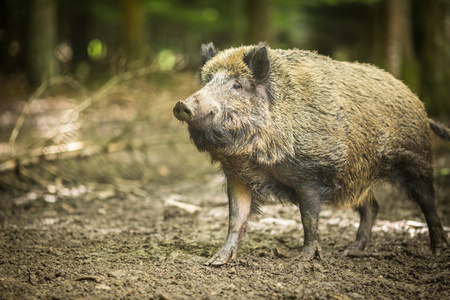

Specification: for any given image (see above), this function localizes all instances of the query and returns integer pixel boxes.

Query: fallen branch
[8,76,87,157]
[8,64,158,156]
[1,65,205,192]
[74,276,102,283]
[165,195,202,214]
[0,135,189,174]
[345,251,396,259]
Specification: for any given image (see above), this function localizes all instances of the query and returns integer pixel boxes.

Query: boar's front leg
[205,177,251,266]
[298,186,324,260]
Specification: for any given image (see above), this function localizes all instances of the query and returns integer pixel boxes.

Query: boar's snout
[174,96,221,123]
[173,100,193,122]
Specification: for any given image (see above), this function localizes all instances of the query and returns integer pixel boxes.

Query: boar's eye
[231,82,242,90]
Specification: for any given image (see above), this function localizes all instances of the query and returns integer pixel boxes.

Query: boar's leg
[205,177,252,266]
[408,179,449,256]
[298,187,324,260]
[394,154,449,255]
[345,193,379,253]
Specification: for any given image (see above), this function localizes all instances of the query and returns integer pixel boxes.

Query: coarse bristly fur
[196,43,432,208]
[173,42,449,262]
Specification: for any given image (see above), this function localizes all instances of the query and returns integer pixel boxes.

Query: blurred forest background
[2,3,450,299]
[1,0,450,114]
[1,0,450,195]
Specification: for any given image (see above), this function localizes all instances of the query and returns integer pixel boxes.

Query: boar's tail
[429,119,450,141]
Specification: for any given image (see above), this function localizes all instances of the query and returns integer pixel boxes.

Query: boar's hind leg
[345,193,379,253]
[407,178,449,256]
[394,153,449,255]
[205,178,252,266]
[298,187,324,260]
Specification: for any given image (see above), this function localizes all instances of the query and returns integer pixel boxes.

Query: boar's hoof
[344,239,369,254]
[301,241,324,261]
[173,101,193,122]
[430,227,450,256]
[205,247,238,266]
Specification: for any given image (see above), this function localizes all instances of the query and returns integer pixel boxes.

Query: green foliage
[272,0,309,48]
[88,0,120,25]
[157,49,176,71]
[145,0,220,27]
[1,0,448,116]
[440,168,450,176]
[301,0,381,6]
[87,39,107,60]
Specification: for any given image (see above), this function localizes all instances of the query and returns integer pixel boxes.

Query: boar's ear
[200,42,218,66]
[243,43,270,84]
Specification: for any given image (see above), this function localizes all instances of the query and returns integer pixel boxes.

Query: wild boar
[173,43,449,266]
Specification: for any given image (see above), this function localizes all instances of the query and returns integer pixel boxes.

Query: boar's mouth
[173,101,227,151]
[183,112,218,131]
[187,122,229,152]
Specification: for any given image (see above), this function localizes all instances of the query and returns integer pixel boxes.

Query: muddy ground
[0,73,449,299]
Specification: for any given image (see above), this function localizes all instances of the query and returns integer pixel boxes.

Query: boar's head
[173,43,273,156]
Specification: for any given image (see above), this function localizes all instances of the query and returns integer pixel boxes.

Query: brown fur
[199,45,430,208]
[174,43,449,265]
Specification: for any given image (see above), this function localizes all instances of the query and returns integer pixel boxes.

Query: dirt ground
[1,170,450,300]
[0,73,449,299]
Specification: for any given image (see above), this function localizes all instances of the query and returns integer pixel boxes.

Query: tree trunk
[231,0,246,45]
[120,0,146,63]
[27,0,58,85]
[69,1,91,66]
[419,0,450,116]
[246,0,273,44]
[366,2,386,65]
[386,0,413,79]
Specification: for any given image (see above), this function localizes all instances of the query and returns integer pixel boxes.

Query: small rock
[273,247,289,258]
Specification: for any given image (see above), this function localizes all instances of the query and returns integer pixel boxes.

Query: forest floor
[0,72,449,299]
